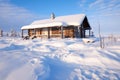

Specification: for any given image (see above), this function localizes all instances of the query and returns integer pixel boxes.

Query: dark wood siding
[51,27,61,34]
[51,27,61,37]
[35,28,42,37]
[27,26,86,38]
[64,26,74,38]
[28,29,35,37]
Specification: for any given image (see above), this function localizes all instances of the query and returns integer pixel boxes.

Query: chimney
[50,13,55,20]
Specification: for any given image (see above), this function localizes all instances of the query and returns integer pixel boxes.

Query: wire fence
[100,34,120,48]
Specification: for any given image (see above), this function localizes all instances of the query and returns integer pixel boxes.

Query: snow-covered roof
[21,14,86,30]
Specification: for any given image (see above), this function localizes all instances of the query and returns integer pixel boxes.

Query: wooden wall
[50,27,60,37]
[64,26,74,38]
[28,29,35,37]
[28,26,84,38]
[35,28,42,37]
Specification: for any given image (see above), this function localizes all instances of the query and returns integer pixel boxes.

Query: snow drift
[0,37,120,80]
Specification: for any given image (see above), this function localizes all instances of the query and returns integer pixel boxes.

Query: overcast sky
[0,0,120,35]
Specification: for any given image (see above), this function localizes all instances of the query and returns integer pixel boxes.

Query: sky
[0,0,120,35]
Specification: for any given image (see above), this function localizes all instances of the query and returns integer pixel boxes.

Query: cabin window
[64,26,74,38]
[28,29,35,37]
[51,27,61,34]
[36,29,41,36]
[31,29,35,34]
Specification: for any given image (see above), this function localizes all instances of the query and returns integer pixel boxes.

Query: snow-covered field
[0,37,120,80]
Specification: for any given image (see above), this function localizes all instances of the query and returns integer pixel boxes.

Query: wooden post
[79,26,82,38]
[89,30,90,37]
[82,28,84,38]
[48,27,50,39]
[84,29,85,38]
[78,26,80,38]
[82,27,85,38]
[28,29,30,37]
[61,26,63,38]
[81,23,85,38]
[21,30,23,38]
[34,29,36,36]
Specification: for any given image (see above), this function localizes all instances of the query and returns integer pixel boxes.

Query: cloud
[0,0,43,31]
[88,0,120,16]
[77,0,90,13]
[78,0,86,7]
[89,0,104,8]
[78,0,120,34]
[78,0,120,16]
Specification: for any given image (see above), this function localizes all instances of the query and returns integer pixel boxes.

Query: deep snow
[0,37,120,80]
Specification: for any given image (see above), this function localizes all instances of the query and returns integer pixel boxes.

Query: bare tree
[0,29,3,37]
[10,29,17,37]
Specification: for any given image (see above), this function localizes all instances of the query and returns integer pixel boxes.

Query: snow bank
[82,38,96,43]
[0,37,120,80]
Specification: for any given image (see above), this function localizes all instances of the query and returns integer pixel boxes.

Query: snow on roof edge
[21,22,67,30]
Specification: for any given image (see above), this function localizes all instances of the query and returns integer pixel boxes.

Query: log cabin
[21,14,92,39]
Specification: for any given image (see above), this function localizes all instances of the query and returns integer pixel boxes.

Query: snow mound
[0,43,25,51]
[0,37,120,80]
[82,38,96,43]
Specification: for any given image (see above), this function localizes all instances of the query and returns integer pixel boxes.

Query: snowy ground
[0,37,120,80]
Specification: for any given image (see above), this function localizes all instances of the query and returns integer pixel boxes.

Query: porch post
[48,27,50,39]
[21,29,23,38]
[34,28,36,36]
[61,26,63,38]
[81,23,85,38]
[78,26,80,38]
[84,29,85,38]
[79,26,82,38]
[28,29,30,37]
[89,30,90,37]
[82,28,85,38]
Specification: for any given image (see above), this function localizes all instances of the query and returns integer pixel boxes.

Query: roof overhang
[21,22,67,30]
